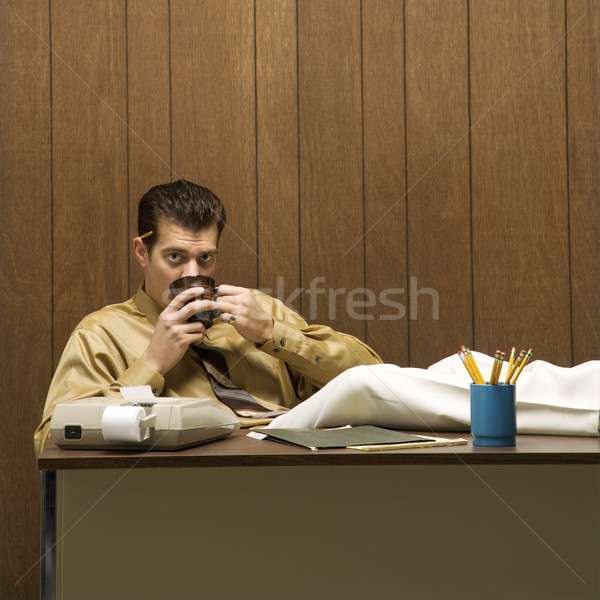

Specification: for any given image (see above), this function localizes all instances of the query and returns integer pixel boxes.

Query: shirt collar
[134,282,163,326]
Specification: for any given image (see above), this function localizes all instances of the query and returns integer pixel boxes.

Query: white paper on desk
[268,354,600,437]
[120,385,158,405]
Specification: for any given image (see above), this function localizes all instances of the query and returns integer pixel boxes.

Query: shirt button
[273,348,280,354]
[315,357,321,363]
[280,339,286,347]
[152,388,158,396]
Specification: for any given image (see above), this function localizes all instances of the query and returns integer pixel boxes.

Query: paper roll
[102,406,147,443]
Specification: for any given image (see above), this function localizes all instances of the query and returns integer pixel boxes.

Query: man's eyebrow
[162,246,188,254]
[162,246,217,254]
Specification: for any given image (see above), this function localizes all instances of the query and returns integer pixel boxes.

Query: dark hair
[137,180,227,253]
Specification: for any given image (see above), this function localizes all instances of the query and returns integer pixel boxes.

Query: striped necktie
[192,344,287,418]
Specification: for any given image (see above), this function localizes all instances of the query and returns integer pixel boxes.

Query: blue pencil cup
[470,383,516,447]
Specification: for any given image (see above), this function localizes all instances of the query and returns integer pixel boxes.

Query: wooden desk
[39,431,600,600]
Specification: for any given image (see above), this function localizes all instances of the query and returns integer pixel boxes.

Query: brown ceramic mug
[169,275,220,328]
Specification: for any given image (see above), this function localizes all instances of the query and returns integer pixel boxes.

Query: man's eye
[168,253,181,262]
[199,254,214,263]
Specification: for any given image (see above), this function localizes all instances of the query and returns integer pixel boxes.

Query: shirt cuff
[257,320,322,366]
[114,358,165,397]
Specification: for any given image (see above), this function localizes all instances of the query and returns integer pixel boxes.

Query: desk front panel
[54,464,600,600]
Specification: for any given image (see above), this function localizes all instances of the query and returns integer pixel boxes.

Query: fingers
[163,287,217,322]
[215,287,271,324]
[213,284,246,298]
[214,287,255,317]
[144,293,210,374]
[212,286,274,344]
[216,304,271,326]
[166,286,206,310]
[222,313,238,326]
[157,308,207,337]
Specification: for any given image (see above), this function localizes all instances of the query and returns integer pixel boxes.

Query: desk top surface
[38,429,600,470]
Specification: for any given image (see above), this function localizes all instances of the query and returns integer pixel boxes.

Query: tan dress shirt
[34,284,382,456]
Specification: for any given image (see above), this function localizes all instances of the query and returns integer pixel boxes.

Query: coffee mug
[169,275,220,328]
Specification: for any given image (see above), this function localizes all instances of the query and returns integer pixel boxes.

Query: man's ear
[133,237,149,269]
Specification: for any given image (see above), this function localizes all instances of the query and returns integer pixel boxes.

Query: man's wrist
[254,318,274,345]
[117,357,165,395]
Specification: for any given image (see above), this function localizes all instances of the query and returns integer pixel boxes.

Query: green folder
[251,426,434,450]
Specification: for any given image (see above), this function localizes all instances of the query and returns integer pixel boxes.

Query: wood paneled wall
[1,1,598,598]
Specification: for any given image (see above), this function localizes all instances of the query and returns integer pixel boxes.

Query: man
[34,180,382,456]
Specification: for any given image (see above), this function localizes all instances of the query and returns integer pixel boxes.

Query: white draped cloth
[268,352,600,437]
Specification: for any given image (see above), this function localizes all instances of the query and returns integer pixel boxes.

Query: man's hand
[215,285,274,345]
[141,287,217,375]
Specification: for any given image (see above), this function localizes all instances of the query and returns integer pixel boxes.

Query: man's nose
[182,261,200,277]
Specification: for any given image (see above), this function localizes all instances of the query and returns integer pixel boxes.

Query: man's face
[135,219,219,307]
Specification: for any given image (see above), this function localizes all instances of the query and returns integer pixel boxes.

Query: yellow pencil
[458,350,478,383]
[506,349,525,383]
[504,347,516,384]
[510,347,533,384]
[465,347,486,384]
[489,350,501,385]
[459,346,479,383]
[140,230,154,239]
[492,351,505,385]
[489,351,497,384]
